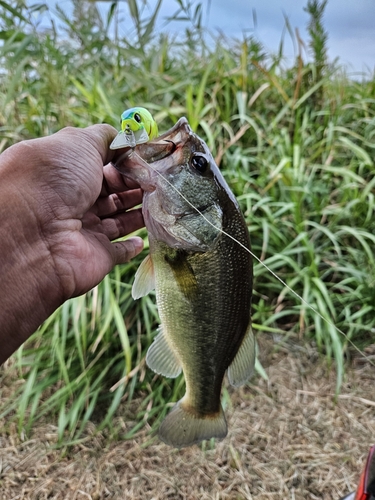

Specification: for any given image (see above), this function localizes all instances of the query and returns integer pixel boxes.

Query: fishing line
[142,156,373,366]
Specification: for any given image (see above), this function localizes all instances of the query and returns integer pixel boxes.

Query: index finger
[101,163,141,197]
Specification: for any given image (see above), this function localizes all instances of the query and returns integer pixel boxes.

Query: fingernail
[129,236,144,254]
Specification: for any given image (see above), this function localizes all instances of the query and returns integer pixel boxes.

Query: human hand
[0,124,144,362]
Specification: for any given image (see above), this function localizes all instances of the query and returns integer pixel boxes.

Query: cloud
[203,0,375,71]
[326,0,375,33]
[46,0,375,72]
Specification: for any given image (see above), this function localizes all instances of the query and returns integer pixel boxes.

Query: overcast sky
[157,0,375,73]
[47,0,375,74]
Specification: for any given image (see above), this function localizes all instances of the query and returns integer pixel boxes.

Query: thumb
[112,237,144,265]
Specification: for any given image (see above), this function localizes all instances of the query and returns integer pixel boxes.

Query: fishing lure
[110,107,158,150]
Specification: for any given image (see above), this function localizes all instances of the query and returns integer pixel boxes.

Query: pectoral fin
[146,327,182,378]
[227,324,255,387]
[132,254,155,299]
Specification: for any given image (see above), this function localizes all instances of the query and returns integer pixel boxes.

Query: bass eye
[134,113,142,123]
[191,154,208,173]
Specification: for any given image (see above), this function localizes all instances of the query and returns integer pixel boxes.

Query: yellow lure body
[121,107,158,140]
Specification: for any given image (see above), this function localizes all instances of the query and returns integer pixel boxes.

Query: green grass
[1,0,375,444]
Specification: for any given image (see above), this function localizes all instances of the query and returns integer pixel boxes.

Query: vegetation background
[0,1,374,494]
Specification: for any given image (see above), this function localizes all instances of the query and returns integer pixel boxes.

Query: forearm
[0,237,63,364]
[0,144,63,363]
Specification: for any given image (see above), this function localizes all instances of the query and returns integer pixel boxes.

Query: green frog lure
[110,107,158,150]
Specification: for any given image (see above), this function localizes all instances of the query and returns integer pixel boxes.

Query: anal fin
[146,327,182,378]
[227,323,255,387]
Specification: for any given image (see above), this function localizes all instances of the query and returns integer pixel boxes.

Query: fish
[110,107,158,150]
[113,117,255,448]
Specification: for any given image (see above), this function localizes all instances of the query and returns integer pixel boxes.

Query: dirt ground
[1,338,375,500]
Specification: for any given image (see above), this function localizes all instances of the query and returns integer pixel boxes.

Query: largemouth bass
[114,118,255,448]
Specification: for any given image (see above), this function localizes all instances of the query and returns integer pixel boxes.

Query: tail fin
[158,399,227,448]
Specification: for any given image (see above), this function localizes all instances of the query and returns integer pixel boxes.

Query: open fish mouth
[111,117,193,191]
[135,116,191,163]
[112,117,190,173]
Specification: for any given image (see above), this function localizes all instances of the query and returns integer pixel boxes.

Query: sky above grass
[46,0,375,74]
[158,0,375,74]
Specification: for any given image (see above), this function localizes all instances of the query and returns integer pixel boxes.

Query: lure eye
[191,153,209,174]
[134,113,142,123]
